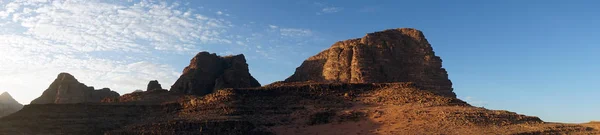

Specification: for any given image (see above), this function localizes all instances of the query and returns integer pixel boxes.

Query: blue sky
[0,0,598,123]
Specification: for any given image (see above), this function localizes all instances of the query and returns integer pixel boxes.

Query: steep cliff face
[285,28,455,97]
[170,52,261,96]
[30,73,120,104]
[0,92,23,117]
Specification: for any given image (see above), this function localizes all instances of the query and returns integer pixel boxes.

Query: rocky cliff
[170,52,261,96]
[285,28,455,97]
[30,73,120,104]
[146,80,163,91]
[0,92,23,117]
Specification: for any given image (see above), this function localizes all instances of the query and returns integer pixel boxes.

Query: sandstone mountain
[30,73,120,104]
[170,52,261,96]
[146,80,163,91]
[0,92,23,117]
[285,28,454,97]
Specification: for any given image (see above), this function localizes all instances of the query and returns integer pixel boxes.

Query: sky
[0,0,598,123]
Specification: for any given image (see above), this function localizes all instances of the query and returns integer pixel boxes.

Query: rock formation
[170,52,261,96]
[284,28,455,97]
[146,80,163,91]
[30,73,120,104]
[0,92,23,117]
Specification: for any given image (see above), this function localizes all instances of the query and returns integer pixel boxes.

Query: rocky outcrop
[0,92,23,117]
[30,73,120,104]
[284,28,455,97]
[146,80,163,91]
[170,52,261,96]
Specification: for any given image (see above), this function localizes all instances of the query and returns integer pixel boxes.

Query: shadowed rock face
[146,80,163,91]
[0,92,23,117]
[30,73,120,104]
[284,28,455,97]
[170,52,261,96]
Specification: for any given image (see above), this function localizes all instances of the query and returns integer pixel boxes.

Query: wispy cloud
[268,24,278,29]
[215,10,229,16]
[321,7,342,13]
[313,2,342,15]
[3,0,232,53]
[279,28,313,37]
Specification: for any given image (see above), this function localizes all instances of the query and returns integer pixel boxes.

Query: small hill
[0,92,23,117]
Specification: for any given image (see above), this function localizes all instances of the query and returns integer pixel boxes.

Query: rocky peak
[284,28,455,97]
[57,72,76,81]
[30,73,120,104]
[0,92,20,105]
[170,52,261,96]
[146,80,163,91]
[0,91,23,117]
[0,92,10,99]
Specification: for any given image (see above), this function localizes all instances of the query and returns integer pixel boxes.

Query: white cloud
[4,0,232,53]
[313,2,342,15]
[279,28,313,37]
[268,25,278,29]
[215,10,229,16]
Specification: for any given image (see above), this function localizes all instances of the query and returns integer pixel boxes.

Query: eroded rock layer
[285,28,455,97]
[170,52,261,96]
[30,73,120,104]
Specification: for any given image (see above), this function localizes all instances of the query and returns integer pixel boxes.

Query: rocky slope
[0,92,23,117]
[0,82,596,134]
[30,73,120,104]
[285,28,454,97]
[170,52,261,96]
[584,121,600,130]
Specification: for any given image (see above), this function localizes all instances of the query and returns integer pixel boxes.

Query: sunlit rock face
[170,52,261,96]
[284,28,455,97]
[30,73,120,104]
